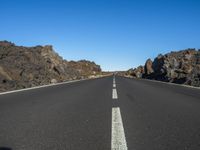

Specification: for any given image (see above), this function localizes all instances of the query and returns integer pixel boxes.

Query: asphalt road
[0,76,200,150]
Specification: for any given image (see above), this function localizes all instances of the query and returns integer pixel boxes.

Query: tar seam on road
[112,107,128,150]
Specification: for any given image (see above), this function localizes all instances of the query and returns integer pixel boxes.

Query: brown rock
[0,41,102,92]
[127,48,200,87]
[130,66,144,78]
[144,59,154,75]
[148,49,200,86]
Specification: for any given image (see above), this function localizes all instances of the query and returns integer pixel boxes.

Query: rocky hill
[126,49,200,87]
[0,41,102,92]
[67,60,101,78]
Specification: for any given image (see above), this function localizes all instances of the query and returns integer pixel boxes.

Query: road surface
[0,76,200,150]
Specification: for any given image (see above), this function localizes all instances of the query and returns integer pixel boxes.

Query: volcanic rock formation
[0,41,102,92]
[127,49,200,87]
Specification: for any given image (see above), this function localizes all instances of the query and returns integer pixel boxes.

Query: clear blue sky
[0,0,200,71]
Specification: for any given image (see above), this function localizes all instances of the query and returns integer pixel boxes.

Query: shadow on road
[0,147,12,150]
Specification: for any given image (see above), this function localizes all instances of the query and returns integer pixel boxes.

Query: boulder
[51,79,57,84]
[130,66,144,78]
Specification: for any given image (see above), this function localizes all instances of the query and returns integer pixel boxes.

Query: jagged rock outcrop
[144,58,154,75]
[129,66,144,78]
[128,49,200,87]
[67,60,101,78]
[0,41,102,92]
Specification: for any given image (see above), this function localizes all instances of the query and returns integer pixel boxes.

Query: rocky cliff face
[127,49,200,87]
[0,41,102,92]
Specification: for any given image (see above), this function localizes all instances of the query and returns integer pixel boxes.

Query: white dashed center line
[111,76,127,149]
[112,107,128,150]
[113,76,117,97]
[112,88,118,99]
[113,83,116,88]
[113,78,116,84]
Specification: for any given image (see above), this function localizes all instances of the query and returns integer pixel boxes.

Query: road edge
[122,75,200,90]
[0,75,111,95]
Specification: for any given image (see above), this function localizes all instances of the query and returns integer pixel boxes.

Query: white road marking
[112,89,118,99]
[0,80,84,95]
[0,76,106,95]
[113,77,116,85]
[113,83,116,88]
[112,107,128,150]
[124,76,200,90]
